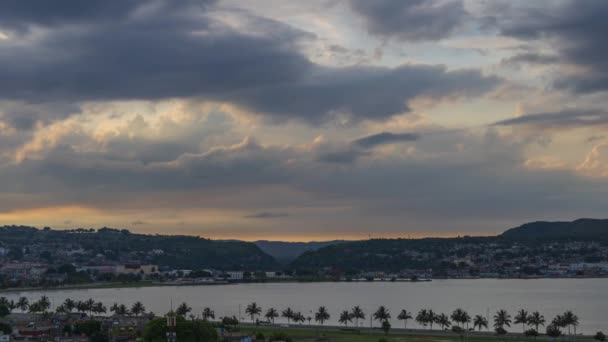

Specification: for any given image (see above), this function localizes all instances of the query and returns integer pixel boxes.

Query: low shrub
[269,331,292,342]
[495,327,507,335]
[525,328,539,337]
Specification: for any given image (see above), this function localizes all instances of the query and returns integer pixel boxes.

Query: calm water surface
[4,279,607,333]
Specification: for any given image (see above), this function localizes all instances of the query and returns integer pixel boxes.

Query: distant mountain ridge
[500,218,608,240]
[254,240,345,262]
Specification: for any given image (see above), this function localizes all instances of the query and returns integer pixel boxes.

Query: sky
[1,0,608,241]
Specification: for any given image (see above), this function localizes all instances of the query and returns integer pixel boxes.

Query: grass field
[238,325,546,342]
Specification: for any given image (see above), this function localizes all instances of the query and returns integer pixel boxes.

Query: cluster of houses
[319,240,608,280]
[0,312,149,342]
[0,310,262,342]
[0,260,296,289]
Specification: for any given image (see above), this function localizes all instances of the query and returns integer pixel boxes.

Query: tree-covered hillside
[254,240,345,262]
[289,237,496,274]
[500,218,608,241]
[0,226,277,270]
[290,218,608,275]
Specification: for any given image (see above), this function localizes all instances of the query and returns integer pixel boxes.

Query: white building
[225,271,244,280]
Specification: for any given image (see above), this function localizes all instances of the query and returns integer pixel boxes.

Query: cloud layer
[1,0,608,239]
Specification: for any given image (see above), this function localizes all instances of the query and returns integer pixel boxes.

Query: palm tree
[462,311,472,330]
[563,311,579,337]
[245,302,262,322]
[436,313,451,330]
[435,313,452,330]
[514,309,529,333]
[451,308,467,328]
[552,314,565,331]
[427,310,437,330]
[417,309,429,329]
[528,311,546,332]
[282,307,294,324]
[351,306,365,327]
[92,302,106,316]
[38,296,51,313]
[55,305,68,314]
[374,306,391,326]
[28,302,42,318]
[265,308,278,324]
[339,310,352,326]
[76,301,88,315]
[0,297,14,313]
[494,309,512,331]
[397,309,413,329]
[117,304,130,316]
[176,302,192,316]
[294,312,306,324]
[474,315,488,331]
[110,303,120,315]
[203,307,215,321]
[315,306,330,325]
[83,298,95,316]
[131,301,145,317]
[62,299,76,313]
[16,297,29,312]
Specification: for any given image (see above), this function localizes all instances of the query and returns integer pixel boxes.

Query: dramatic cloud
[492,110,608,129]
[0,0,606,239]
[0,0,499,125]
[316,131,419,164]
[353,132,419,148]
[349,0,467,41]
[494,0,608,93]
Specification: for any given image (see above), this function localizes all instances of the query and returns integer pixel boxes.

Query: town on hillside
[1,224,608,290]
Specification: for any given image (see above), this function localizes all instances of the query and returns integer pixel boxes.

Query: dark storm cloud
[316,131,418,164]
[492,110,608,129]
[348,0,467,41]
[233,65,498,123]
[243,212,289,219]
[501,53,561,66]
[494,0,608,93]
[0,0,215,31]
[0,102,80,131]
[353,131,419,148]
[0,0,499,124]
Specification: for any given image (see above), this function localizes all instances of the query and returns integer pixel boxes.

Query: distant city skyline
[1,0,607,240]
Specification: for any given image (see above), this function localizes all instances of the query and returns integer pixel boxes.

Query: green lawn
[238,326,522,342]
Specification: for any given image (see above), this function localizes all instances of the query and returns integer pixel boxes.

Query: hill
[500,218,608,240]
[289,218,608,274]
[0,225,277,270]
[289,236,494,274]
[254,240,345,262]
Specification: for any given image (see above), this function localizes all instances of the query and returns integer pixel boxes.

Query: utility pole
[166,300,176,342]
[166,311,176,342]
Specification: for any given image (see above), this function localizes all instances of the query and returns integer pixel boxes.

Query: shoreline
[2,276,608,293]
